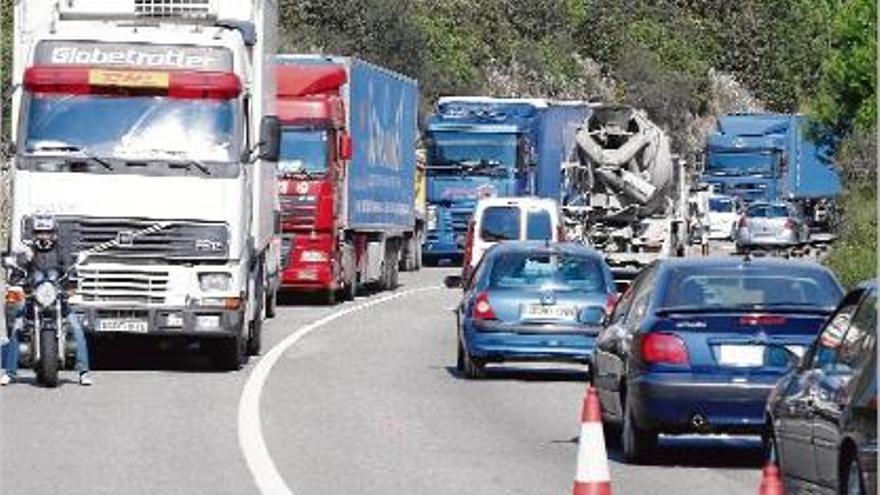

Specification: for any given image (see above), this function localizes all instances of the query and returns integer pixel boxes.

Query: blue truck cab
[702,114,841,214]
[422,97,587,260]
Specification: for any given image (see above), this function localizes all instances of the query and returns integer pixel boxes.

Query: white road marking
[238,286,443,495]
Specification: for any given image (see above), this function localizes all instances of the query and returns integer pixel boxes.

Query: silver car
[735,202,810,250]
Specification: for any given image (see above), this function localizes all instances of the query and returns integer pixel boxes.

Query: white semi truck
[7,0,281,369]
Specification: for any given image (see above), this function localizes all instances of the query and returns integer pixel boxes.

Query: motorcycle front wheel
[36,328,60,388]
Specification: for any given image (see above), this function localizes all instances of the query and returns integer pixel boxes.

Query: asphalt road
[0,268,763,495]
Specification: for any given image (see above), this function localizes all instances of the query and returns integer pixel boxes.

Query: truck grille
[51,217,228,263]
[280,195,317,230]
[77,267,170,305]
[449,209,473,235]
[134,0,212,17]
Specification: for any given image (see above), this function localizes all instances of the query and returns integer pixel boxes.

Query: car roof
[656,256,835,273]
[485,241,605,259]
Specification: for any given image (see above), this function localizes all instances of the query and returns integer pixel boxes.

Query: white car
[462,197,560,279]
[704,194,740,240]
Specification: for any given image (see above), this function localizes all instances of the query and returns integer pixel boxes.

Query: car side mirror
[443,275,463,289]
[258,116,281,162]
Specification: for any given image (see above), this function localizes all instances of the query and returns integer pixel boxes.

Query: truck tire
[37,328,60,388]
[414,231,423,270]
[403,235,418,272]
[247,263,265,355]
[265,289,277,319]
[342,275,357,301]
[246,313,262,356]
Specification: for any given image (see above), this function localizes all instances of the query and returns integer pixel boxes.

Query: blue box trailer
[702,114,841,212]
[535,103,592,200]
[422,97,588,260]
[345,58,419,231]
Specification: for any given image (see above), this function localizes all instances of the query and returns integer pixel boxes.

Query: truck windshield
[22,94,238,163]
[279,129,329,175]
[706,152,775,176]
[427,131,517,177]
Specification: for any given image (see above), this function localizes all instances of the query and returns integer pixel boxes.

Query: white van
[462,197,561,278]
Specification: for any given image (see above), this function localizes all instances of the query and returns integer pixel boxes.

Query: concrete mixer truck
[558,105,689,279]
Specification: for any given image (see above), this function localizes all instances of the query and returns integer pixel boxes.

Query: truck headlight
[300,250,329,263]
[427,205,438,231]
[199,273,232,292]
[34,281,58,307]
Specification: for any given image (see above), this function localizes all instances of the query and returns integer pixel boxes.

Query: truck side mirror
[339,133,353,161]
[258,116,281,162]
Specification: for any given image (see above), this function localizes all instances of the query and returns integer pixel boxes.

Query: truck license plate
[521,304,577,321]
[98,318,149,334]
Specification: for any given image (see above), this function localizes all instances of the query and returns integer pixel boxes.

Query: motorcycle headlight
[34,281,59,307]
[199,272,232,292]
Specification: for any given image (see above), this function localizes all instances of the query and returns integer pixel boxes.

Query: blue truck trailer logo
[422,97,588,260]
[702,114,841,209]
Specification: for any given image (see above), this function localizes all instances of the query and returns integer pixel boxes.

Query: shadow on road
[444,365,589,383]
[276,282,412,307]
[604,435,764,469]
[89,336,218,372]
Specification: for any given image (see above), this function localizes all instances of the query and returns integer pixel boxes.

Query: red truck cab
[276,63,352,302]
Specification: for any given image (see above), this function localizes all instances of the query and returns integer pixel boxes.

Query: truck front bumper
[74,304,244,338]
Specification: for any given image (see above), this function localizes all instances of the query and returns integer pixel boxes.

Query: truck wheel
[414,237,423,270]
[343,276,357,301]
[403,236,418,272]
[265,289,277,319]
[389,258,400,289]
[212,335,245,371]
[37,328,60,388]
[246,313,262,356]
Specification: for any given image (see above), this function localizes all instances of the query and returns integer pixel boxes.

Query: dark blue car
[592,257,844,463]
[452,242,616,379]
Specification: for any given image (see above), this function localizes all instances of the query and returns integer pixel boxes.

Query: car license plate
[521,304,577,321]
[717,345,764,367]
[98,318,149,333]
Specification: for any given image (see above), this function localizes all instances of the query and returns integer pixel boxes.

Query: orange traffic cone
[758,463,786,495]
[572,386,612,495]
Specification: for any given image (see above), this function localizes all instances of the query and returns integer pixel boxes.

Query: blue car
[592,257,844,463]
[452,242,616,379]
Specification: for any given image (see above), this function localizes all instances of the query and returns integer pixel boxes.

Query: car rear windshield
[480,206,520,241]
[488,252,606,293]
[526,208,553,240]
[709,198,735,213]
[747,205,789,218]
[662,266,842,310]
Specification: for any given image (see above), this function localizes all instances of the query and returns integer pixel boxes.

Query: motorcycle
[3,215,77,387]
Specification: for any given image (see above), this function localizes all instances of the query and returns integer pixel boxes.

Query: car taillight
[605,293,619,315]
[783,218,795,230]
[472,291,497,320]
[641,333,689,365]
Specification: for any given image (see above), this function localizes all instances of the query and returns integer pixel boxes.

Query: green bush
[825,188,878,289]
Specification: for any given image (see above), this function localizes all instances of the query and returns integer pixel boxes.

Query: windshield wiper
[130,149,212,176]
[30,144,114,171]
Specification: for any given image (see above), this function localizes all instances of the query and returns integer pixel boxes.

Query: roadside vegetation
[0,0,875,283]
